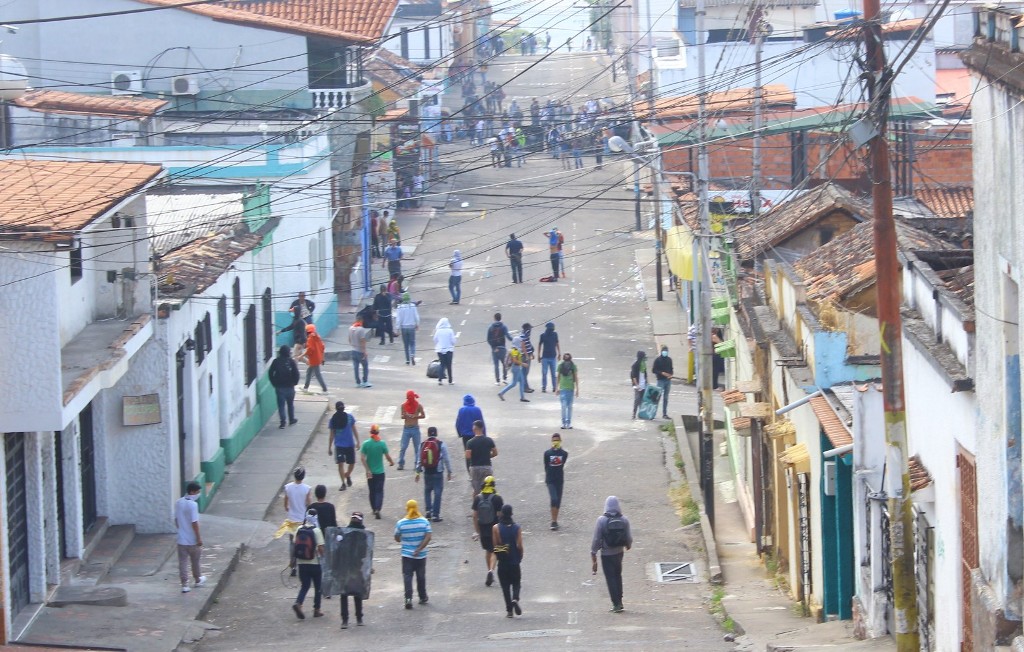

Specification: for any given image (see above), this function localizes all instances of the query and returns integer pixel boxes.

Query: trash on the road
[461,201,470,208]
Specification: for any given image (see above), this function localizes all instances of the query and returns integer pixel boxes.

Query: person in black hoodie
[277,307,308,358]
[651,345,674,419]
[629,351,648,420]
[372,285,395,345]
[269,346,300,428]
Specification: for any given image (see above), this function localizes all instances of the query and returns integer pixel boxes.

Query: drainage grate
[655,561,698,583]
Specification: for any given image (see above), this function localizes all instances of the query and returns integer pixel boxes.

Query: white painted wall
[386,17,451,64]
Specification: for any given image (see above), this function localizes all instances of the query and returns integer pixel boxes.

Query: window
[218,295,227,334]
[244,305,257,385]
[232,277,241,315]
[69,247,83,284]
[194,322,205,365]
[203,313,212,353]
[400,27,410,59]
[262,288,273,362]
[307,38,363,88]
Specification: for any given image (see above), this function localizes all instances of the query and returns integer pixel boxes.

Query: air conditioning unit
[111,70,142,95]
[171,75,199,96]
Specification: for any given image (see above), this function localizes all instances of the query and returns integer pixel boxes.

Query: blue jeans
[541,357,557,391]
[657,377,671,416]
[499,365,525,400]
[368,473,385,512]
[399,426,421,468]
[449,275,462,303]
[559,389,574,426]
[401,327,416,363]
[275,386,295,425]
[423,471,445,518]
[492,346,507,382]
[351,351,368,384]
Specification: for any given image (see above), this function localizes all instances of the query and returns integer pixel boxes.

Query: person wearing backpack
[472,476,505,588]
[486,313,513,384]
[491,504,525,618]
[590,496,633,613]
[292,508,325,620]
[415,427,453,522]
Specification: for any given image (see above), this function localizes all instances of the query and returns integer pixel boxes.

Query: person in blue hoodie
[454,395,485,471]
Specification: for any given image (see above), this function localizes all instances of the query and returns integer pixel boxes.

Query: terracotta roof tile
[14,90,167,118]
[914,185,974,219]
[0,160,163,240]
[909,455,933,491]
[366,49,423,103]
[733,184,872,261]
[139,0,397,43]
[809,395,852,448]
[158,226,264,298]
[731,416,752,430]
[722,389,746,405]
[637,84,795,121]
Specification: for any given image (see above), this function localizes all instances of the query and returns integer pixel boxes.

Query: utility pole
[623,1,643,232]
[645,0,663,300]
[862,0,918,647]
[696,0,714,526]
[750,6,764,221]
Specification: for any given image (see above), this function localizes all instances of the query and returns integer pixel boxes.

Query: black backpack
[487,323,505,348]
[476,495,496,526]
[603,514,628,548]
[294,526,317,560]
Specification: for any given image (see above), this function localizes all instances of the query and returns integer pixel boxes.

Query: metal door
[55,431,67,558]
[959,453,978,652]
[5,433,30,617]
[176,346,187,492]
[79,403,97,534]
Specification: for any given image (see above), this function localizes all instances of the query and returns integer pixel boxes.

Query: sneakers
[419,597,429,605]
[431,516,443,523]
[520,398,530,403]
[181,585,191,593]
[346,476,353,487]
[341,621,349,629]
[374,511,381,519]
[340,483,347,491]
[357,617,364,626]
[497,393,505,401]
[293,603,305,619]
[279,423,286,429]
[506,611,514,618]
[397,464,405,471]
[405,598,413,610]
[485,570,495,587]
[195,575,207,587]
[550,521,559,530]
[289,419,298,426]
[525,388,535,393]
[611,604,624,613]
[512,600,522,615]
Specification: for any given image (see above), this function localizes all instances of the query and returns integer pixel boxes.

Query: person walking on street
[275,466,312,575]
[455,395,485,470]
[372,285,395,345]
[652,345,674,419]
[466,420,497,494]
[538,322,561,392]
[309,486,337,599]
[338,511,369,627]
[348,318,373,388]
[328,401,360,491]
[398,390,425,471]
[395,293,420,365]
[370,211,381,258]
[591,496,633,613]
[630,351,648,419]
[472,476,505,588]
[487,313,513,384]
[175,481,206,593]
[291,508,325,619]
[492,504,524,617]
[557,353,579,429]
[448,250,463,304]
[360,425,394,519]
[378,210,389,252]
[291,291,316,325]
[543,434,569,529]
[505,233,524,283]
[269,346,300,428]
[300,324,327,393]
[497,343,528,402]
[433,317,458,385]
[278,307,308,358]
[383,239,402,281]
[517,324,536,392]
[544,228,561,280]
[395,499,432,609]
[387,218,401,246]
[415,426,453,521]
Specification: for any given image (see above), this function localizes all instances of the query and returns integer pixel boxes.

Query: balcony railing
[309,81,372,110]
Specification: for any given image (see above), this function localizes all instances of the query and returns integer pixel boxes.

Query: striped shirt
[395,517,432,559]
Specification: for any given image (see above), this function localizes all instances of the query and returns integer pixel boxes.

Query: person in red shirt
[301,324,327,393]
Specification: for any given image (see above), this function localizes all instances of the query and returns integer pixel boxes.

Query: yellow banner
[665,225,695,281]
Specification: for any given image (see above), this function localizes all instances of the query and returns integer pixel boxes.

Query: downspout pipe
[774,389,823,417]
[823,443,853,458]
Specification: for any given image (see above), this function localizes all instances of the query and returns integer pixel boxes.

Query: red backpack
[420,439,441,472]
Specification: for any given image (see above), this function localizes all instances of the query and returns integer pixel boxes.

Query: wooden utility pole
[696,0,714,526]
[862,0,919,647]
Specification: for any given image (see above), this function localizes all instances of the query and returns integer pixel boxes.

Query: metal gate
[797,472,813,603]
[959,452,978,652]
[79,403,97,534]
[5,433,30,617]
[914,507,934,651]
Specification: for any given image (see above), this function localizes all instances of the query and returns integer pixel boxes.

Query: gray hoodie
[591,496,633,556]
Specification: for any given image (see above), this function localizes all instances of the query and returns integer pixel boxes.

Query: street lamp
[608,134,665,301]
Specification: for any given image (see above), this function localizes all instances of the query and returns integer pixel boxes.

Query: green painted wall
[221,372,276,464]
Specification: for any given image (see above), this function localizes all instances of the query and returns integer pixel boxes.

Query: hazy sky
[491,0,593,35]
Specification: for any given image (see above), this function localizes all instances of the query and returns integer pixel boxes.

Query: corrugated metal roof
[147,192,244,256]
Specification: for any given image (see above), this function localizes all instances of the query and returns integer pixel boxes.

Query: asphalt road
[191,50,732,652]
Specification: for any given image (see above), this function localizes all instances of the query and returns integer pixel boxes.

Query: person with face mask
[651,345,674,419]
[175,481,206,593]
[543,434,569,530]
[557,353,578,429]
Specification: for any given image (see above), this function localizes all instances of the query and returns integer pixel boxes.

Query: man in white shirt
[349,317,373,388]
[449,250,463,305]
[395,293,421,365]
[175,481,206,593]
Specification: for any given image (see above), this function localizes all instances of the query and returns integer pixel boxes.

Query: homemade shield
[322,527,374,599]
[637,384,663,420]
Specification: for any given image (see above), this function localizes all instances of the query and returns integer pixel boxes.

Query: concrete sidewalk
[636,248,890,651]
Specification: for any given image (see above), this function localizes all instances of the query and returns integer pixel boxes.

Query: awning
[809,395,853,448]
[778,443,809,466]
[665,225,695,281]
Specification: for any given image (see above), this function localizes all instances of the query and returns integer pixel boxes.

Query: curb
[195,543,244,622]
[673,419,723,584]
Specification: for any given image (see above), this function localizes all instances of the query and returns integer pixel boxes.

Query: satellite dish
[0,54,28,101]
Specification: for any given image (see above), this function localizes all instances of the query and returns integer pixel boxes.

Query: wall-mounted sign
[123,394,161,426]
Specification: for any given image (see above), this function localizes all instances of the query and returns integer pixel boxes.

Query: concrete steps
[766,621,896,652]
[48,521,134,607]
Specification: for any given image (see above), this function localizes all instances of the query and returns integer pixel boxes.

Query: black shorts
[479,530,495,552]
[334,446,355,465]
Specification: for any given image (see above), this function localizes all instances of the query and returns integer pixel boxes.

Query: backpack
[294,526,317,561]
[487,323,505,348]
[420,439,441,472]
[603,514,628,548]
[476,495,496,526]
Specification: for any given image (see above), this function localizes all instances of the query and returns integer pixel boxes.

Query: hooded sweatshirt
[591,496,632,556]
[455,395,484,438]
[304,331,325,366]
[450,250,463,277]
[433,318,457,353]
[538,322,559,359]
[630,351,648,389]
[395,297,420,329]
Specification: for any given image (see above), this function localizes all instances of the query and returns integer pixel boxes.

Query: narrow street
[192,51,730,651]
